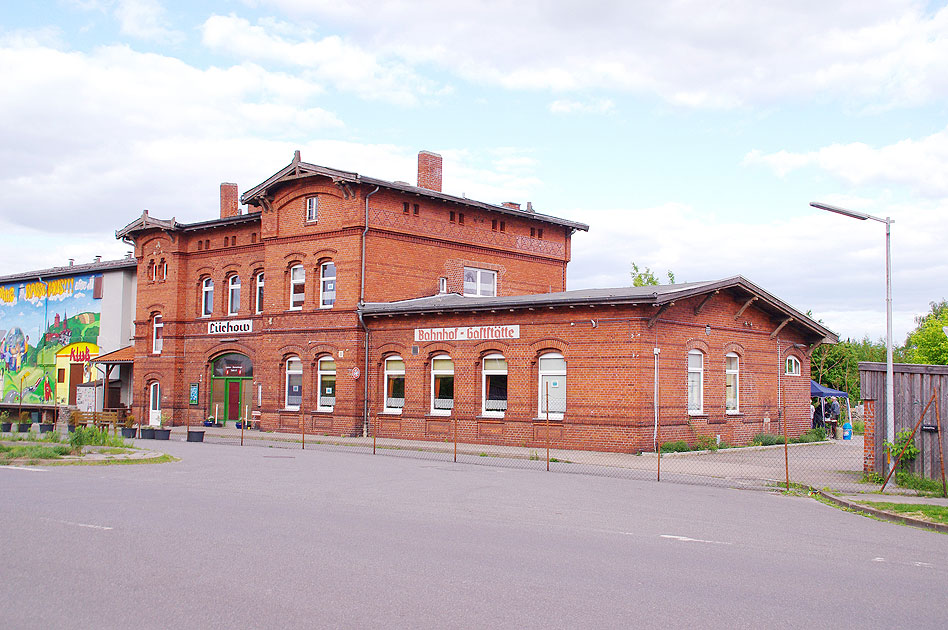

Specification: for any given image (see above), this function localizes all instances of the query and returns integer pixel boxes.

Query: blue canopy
[810,380,848,398]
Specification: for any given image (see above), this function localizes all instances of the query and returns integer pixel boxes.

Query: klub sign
[414,325,520,342]
[57,343,99,363]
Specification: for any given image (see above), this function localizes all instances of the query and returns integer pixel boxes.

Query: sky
[2,1,947,344]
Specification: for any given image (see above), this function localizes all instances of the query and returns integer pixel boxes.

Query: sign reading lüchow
[208,319,253,334]
[414,325,520,342]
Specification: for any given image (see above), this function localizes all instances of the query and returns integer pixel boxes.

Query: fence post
[783,405,789,492]
[301,414,305,450]
[935,391,946,498]
[453,413,457,463]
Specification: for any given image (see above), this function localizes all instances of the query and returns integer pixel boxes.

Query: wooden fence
[860,362,948,478]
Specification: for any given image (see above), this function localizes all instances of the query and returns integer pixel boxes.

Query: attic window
[205,239,210,249]
[530,227,535,238]
[197,240,203,251]
[413,203,419,216]
[224,236,230,247]
[449,211,456,223]
[500,221,505,232]
[458,213,465,225]
[537,228,543,239]
[403,202,410,215]
[492,219,498,231]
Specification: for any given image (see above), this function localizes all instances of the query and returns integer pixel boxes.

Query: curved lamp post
[810,201,894,473]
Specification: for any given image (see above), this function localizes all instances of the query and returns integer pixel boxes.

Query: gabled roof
[362,276,838,344]
[241,152,589,232]
[0,257,137,284]
[115,209,260,240]
[93,345,136,364]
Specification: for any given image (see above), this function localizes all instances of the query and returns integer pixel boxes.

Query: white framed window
[228,275,241,315]
[430,355,454,415]
[317,357,336,412]
[152,314,163,355]
[255,272,264,314]
[688,350,704,415]
[320,262,336,309]
[306,196,318,222]
[725,353,739,414]
[202,277,214,316]
[290,265,305,310]
[786,355,801,376]
[383,357,405,414]
[538,352,566,419]
[285,357,302,411]
[439,277,447,294]
[463,267,497,297]
[482,354,507,417]
[148,260,156,282]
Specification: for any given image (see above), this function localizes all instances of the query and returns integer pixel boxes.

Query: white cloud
[114,0,183,43]
[744,126,948,196]
[254,0,948,109]
[200,14,443,106]
[549,99,615,115]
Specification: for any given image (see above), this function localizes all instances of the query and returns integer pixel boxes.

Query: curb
[816,489,948,534]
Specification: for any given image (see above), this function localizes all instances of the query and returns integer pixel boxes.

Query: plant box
[186,430,205,443]
[154,428,171,440]
[140,427,155,439]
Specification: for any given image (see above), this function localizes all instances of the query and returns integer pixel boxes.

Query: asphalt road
[2,440,946,629]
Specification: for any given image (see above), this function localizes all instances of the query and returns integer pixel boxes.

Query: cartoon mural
[0,274,102,405]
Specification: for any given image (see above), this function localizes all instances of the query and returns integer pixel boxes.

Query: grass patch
[47,454,178,466]
[857,502,948,525]
[96,447,133,455]
[0,443,73,462]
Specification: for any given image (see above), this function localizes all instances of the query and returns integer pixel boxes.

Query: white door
[149,382,161,426]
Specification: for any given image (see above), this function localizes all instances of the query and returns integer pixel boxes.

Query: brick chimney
[220,182,239,218]
[417,151,442,192]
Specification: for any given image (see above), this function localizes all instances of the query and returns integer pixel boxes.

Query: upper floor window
[786,355,801,376]
[384,357,405,414]
[202,278,214,316]
[255,272,264,314]
[317,357,336,412]
[152,314,163,355]
[439,277,447,294]
[725,353,739,414]
[431,355,454,415]
[148,260,156,282]
[285,357,302,411]
[320,262,336,309]
[482,354,508,417]
[306,196,318,222]
[290,265,305,310]
[538,352,566,420]
[159,259,167,281]
[228,275,240,315]
[688,350,704,415]
[463,268,496,297]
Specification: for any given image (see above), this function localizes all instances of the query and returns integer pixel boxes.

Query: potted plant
[38,411,55,434]
[153,412,171,440]
[121,413,138,439]
[17,410,32,433]
[203,415,215,427]
[0,410,11,432]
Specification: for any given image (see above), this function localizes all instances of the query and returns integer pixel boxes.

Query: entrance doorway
[227,380,242,421]
[209,353,253,425]
[68,363,84,405]
[149,381,161,426]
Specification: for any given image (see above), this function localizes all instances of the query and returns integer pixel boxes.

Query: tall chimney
[417,151,442,192]
[220,182,239,218]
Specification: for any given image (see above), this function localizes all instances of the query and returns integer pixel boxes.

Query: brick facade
[118,151,830,453]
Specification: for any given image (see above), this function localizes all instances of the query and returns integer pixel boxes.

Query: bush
[895,471,944,493]
[69,426,128,453]
[885,428,919,472]
[694,435,719,451]
[661,441,690,453]
[793,427,827,443]
[752,433,784,446]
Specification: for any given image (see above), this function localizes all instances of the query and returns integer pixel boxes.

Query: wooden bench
[70,410,125,434]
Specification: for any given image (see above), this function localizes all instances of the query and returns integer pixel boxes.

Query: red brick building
[117,150,834,452]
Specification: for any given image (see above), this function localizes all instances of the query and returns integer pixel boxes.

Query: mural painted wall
[0,274,101,405]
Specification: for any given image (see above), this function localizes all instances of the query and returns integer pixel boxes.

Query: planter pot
[68,425,77,433]
[140,427,155,439]
[16,423,31,433]
[235,422,243,429]
[0,422,11,432]
[186,430,205,443]
[38,423,55,433]
[203,420,214,427]
[121,427,138,439]
[153,428,171,440]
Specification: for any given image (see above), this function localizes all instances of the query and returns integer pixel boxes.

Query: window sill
[688,413,708,418]
[381,410,403,415]
[479,413,505,420]
[311,409,334,414]
[280,408,301,413]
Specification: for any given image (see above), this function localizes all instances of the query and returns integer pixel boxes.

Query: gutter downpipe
[358,186,381,437]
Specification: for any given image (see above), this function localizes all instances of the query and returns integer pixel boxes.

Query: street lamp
[810,201,895,473]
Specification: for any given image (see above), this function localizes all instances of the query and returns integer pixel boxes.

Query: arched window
[255,272,264,314]
[317,357,336,412]
[202,277,214,316]
[482,354,507,417]
[148,260,156,282]
[430,355,454,415]
[152,314,163,355]
[725,352,739,414]
[290,265,305,310]
[688,350,704,415]
[285,357,302,411]
[320,262,336,308]
[383,357,405,414]
[228,275,241,315]
[159,258,167,281]
[538,352,566,419]
[786,355,801,376]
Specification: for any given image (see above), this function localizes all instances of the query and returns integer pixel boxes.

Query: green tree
[811,336,888,401]
[631,262,676,286]
[902,299,948,365]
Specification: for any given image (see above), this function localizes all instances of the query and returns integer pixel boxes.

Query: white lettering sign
[414,325,520,342]
[207,319,253,335]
